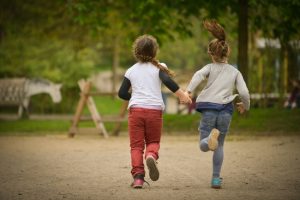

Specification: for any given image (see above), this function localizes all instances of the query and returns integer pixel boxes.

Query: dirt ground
[0,133,299,200]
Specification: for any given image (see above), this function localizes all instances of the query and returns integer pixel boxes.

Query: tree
[249,0,300,95]
[238,0,248,84]
[0,0,98,86]
[68,0,206,93]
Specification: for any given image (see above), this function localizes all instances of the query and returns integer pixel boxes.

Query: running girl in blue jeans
[186,20,250,189]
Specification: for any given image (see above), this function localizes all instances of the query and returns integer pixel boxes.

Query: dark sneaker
[146,155,159,181]
[131,174,145,189]
[211,177,222,189]
[208,128,220,151]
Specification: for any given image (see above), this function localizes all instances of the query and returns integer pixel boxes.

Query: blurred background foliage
[0,0,300,114]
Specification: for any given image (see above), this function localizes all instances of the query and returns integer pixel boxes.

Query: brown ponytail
[151,59,175,77]
[132,34,174,77]
[203,19,230,62]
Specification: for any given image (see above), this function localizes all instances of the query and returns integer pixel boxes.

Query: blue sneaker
[211,177,222,189]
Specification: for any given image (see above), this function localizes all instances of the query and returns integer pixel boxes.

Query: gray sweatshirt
[186,63,250,110]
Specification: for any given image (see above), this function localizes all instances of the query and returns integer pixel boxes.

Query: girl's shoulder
[127,62,141,71]
[125,63,139,77]
[199,63,213,70]
[210,62,239,73]
[204,63,219,68]
[159,62,167,69]
[126,62,157,76]
[206,63,240,75]
[225,63,240,73]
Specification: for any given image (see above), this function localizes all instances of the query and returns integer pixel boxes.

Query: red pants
[128,108,163,177]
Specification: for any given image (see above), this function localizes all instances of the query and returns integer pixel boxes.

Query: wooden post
[68,81,91,137]
[112,101,128,136]
[68,79,129,138]
[68,79,109,138]
[78,80,109,138]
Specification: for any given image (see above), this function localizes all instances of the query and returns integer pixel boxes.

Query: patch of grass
[162,108,300,135]
[82,96,124,115]
[163,114,199,133]
[232,108,300,133]
[0,120,69,135]
[0,108,299,136]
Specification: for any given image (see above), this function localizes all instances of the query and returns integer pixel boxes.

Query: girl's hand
[187,91,193,99]
[180,91,192,104]
[236,102,246,114]
[175,89,192,104]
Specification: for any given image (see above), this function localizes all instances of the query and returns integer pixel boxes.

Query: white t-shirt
[125,62,166,110]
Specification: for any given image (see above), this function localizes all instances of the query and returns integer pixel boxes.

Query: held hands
[180,91,192,104]
[236,102,246,114]
[175,89,192,104]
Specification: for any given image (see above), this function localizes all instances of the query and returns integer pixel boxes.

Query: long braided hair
[203,19,230,63]
[132,34,174,77]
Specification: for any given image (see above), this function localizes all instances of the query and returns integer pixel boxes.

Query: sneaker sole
[146,157,159,181]
[131,182,143,189]
[211,185,221,189]
[133,185,143,189]
[208,128,220,151]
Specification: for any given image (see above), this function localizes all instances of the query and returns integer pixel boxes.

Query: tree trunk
[112,34,120,96]
[283,48,288,94]
[279,44,289,105]
[0,25,4,43]
[287,44,298,82]
[238,0,248,84]
[258,53,264,107]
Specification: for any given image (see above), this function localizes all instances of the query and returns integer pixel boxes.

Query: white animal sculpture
[0,78,62,118]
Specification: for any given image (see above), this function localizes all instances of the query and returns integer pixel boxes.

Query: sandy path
[0,135,299,200]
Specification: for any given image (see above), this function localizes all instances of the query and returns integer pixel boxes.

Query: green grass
[233,108,300,132]
[163,108,300,136]
[0,120,70,135]
[82,96,124,115]
[1,96,300,137]
[0,96,126,135]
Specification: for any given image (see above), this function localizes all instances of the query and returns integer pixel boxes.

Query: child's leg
[199,111,218,152]
[213,111,232,177]
[144,109,162,181]
[212,134,225,177]
[129,109,146,177]
[200,135,210,152]
[144,110,163,160]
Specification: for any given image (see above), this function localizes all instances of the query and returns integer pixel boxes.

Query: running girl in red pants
[118,34,191,189]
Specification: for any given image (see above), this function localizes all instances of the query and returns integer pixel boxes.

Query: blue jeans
[199,110,232,178]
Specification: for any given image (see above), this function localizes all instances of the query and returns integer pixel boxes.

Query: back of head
[132,34,174,76]
[133,35,158,62]
[203,19,230,63]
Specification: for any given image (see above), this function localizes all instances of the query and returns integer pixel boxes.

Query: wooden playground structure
[68,79,128,138]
